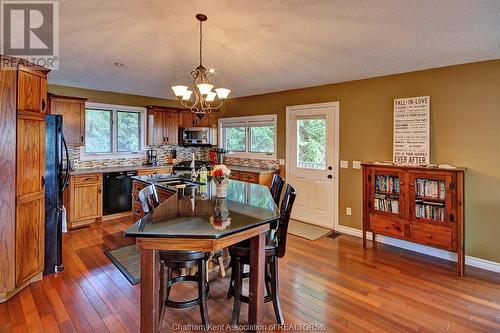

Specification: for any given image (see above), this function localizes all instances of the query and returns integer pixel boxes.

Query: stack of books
[375,175,400,193]
[415,201,445,221]
[374,194,400,213]
[415,179,446,200]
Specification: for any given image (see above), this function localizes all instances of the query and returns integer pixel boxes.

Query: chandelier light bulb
[197,83,214,95]
[215,88,231,100]
[205,91,217,102]
[172,85,188,97]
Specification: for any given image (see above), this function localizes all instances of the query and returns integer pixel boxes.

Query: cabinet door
[196,114,210,127]
[17,71,42,113]
[73,183,103,221]
[165,112,178,145]
[16,197,44,287]
[408,172,454,225]
[17,116,45,198]
[368,168,405,219]
[153,109,166,145]
[179,112,195,127]
[51,98,85,145]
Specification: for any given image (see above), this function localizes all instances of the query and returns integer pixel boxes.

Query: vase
[214,177,228,197]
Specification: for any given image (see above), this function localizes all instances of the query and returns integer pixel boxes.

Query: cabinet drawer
[409,223,452,250]
[137,168,172,176]
[239,172,258,183]
[369,215,405,238]
[74,174,102,184]
[230,171,241,180]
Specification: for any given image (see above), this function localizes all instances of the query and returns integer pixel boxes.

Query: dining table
[124,175,280,332]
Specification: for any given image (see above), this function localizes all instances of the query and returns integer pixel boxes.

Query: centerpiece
[208,198,231,231]
[211,164,231,197]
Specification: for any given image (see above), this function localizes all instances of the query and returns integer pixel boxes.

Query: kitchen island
[125,176,280,332]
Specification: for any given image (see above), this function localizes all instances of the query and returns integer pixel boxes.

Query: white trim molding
[336,225,500,274]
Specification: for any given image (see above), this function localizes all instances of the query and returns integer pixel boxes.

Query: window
[219,115,277,159]
[82,103,146,159]
[296,117,327,170]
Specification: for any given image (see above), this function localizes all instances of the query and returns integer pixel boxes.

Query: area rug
[288,220,333,241]
[105,244,140,285]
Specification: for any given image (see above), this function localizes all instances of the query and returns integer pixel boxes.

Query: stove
[173,160,212,172]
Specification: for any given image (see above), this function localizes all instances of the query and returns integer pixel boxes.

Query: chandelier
[171,14,231,117]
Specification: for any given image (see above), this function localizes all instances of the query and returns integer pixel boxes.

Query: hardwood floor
[1,217,500,332]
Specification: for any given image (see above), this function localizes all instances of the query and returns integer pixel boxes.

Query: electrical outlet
[278,159,285,165]
[346,207,352,216]
[340,160,349,169]
[353,161,361,169]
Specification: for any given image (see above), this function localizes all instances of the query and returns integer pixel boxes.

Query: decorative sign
[393,96,430,165]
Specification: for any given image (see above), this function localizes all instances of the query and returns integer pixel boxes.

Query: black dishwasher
[103,171,137,215]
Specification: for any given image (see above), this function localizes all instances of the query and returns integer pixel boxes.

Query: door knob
[328,166,333,170]
[327,175,333,179]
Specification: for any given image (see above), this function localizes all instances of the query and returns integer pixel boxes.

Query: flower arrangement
[211,164,231,179]
[211,164,231,197]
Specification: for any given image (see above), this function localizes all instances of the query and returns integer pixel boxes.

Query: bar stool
[227,184,296,325]
[138,185,210,329]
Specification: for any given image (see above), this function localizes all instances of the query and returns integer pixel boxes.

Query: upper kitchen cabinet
[49,95,87,146]
[146,106,181,145]
[17,70,48,114]
[179,111,211,127]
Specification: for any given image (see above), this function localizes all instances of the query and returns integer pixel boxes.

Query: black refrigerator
[44,115,70,275]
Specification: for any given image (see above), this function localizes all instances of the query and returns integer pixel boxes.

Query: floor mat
[288,220,332,241]
[105,244,140,285]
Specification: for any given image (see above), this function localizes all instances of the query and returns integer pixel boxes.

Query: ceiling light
[114,62,124,67]
[171,14,231,117]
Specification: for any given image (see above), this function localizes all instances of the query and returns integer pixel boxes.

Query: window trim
[218,114,277,160]
[80,102,146,160]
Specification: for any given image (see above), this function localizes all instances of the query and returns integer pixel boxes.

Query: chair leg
[226,257,235,299]
[230,260,242,325]
[270,259,284,325]
[166,267,173,301]
[198,259,209,330]
[218,256,226,277]
[159,262,166,323]
[265,262,271,297]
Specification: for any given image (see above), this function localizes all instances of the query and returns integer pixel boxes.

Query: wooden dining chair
[138,185,210,329]
[269,173,285,206]
[227,184,296,325]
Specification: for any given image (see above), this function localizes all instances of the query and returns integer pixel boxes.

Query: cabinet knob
[81,135,84,143]
[426,233,433,238]
[98,186,102,193]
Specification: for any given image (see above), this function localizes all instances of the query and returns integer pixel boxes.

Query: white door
[286,102,339,229]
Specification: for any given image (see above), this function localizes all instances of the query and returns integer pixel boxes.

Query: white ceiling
[49,0,500,98]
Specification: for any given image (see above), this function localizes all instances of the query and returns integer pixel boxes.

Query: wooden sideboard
[0,56,49,302]
[362,163,465,275]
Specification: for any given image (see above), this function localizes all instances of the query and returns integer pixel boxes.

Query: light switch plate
[278,159,285,165]
[340,160,349,168]
[346,207,352,216]
[353,161,362,169]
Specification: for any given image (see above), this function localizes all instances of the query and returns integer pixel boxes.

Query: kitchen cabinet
[0,56,49,302]
[147,106,181,145]
[65,174,103,229]
[179,111,211,127]
[229,170,276,186]
[131,180,174,220]
[49,95,87,146]
[137,167,173,177]
[17,70,48,114]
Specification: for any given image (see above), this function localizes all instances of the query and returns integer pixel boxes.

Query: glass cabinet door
[369,169,405,219]
[408,172,454,225]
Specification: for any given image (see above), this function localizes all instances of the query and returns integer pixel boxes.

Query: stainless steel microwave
[179,127,216,146]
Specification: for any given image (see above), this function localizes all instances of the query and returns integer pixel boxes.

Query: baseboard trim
[336,225,500,274]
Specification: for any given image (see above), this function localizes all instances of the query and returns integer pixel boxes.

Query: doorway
[286,102,339,229]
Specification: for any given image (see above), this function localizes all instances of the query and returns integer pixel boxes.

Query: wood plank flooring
[1,217,500,332]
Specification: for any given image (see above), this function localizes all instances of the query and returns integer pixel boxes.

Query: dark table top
[124,177,279,239]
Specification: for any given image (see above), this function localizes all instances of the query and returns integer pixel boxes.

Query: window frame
[80,102,146,160]
[218,114,277,160]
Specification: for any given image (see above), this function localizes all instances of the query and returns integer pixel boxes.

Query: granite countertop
[226,165,278,174]
[70,163,174,175]
[125,177,279,239]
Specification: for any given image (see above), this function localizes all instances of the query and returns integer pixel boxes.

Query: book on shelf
[375,175,400,193]
[415,179,446,200]
[374,196,399,214]
[415,200,445,221]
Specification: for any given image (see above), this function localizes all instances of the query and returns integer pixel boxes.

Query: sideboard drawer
[369,215,405,238]
[409,223,452,250]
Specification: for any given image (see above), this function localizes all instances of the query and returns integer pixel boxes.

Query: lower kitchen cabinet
[229,170,276,186]
[136,167,172,177]
[131,180,174,221]
[64,174,103,229]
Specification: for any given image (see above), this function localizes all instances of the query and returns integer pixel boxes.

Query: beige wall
[48,84,177,107]
[220,59,500,263]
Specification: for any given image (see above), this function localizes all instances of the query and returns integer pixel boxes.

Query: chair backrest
[269,174,285,206]
[275,184,296,258]
[138,185,160,214]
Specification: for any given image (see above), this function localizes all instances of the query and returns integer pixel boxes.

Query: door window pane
[224,127,246,152]
[297,118,326,170]
[85,109,112,153]
[249,126,274,154]
[117,111,141,152]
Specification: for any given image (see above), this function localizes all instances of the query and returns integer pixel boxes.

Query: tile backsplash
[223,156,278,169]
[69,145,210,169]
